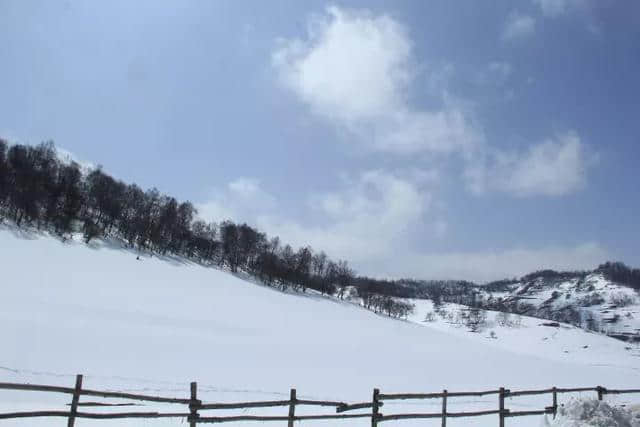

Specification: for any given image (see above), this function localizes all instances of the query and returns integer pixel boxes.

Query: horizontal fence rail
[0,376,638,425]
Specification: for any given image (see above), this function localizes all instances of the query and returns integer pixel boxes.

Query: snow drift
[546,399,640,427]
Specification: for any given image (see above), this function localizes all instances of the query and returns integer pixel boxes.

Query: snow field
[2,227,640,426]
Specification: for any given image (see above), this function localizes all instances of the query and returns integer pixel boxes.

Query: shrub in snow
[546,399,639,427]
[423,311,436,322]
[496,311,513,327]
[611,292,636,308]
[577,292,605,307]
[462,307,487,332]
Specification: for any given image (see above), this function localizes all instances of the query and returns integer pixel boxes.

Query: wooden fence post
[371,388,380,427]
[498,387,505,427]
[288,388,297,427]
[189,382,200,427]
[67,374,83,427]
[552,387,558,419]
[441,389,448,427]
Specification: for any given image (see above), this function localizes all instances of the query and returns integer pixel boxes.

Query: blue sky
[1,0,638,281]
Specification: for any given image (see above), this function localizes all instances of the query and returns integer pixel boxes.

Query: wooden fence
[1,376,639,426]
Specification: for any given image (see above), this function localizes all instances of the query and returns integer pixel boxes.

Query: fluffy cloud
[272,6,481,155]
[269,170,430,260]
[197,172,607,282]
[196,178,276,225]
[533,0,588,17]
[272,6,595,199]
[286,162,601,280]
[387,243,608,282]
[475,61,513,87]
[253,6,605,281]
[467,131,593,197]
[502,12,536,41]
[198,170,433,262]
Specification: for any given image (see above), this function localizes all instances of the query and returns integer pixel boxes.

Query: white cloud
[533,0,588,17]
[196,178,276,225]
[389,243,608,282]
[533,0,601,35]
[475,61,513,87]
[263,170,430,261]
[467,131,593,197]
[198,170,433,262]
[272,6,595,199]
[197,173,608,282]
[502,12,536,41]
[488,61,512,79]
[272,6,482,155]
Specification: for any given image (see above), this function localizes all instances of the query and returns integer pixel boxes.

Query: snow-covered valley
[2,226,640,426]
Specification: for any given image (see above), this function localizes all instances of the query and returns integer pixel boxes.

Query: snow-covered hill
[483,272,640,342]
[2,225,640,426]
[400,268,640,344]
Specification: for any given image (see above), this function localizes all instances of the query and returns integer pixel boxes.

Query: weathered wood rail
[0,375,638,425]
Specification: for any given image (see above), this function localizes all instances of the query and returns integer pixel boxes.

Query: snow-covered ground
[2,225,640,426]
[408,299,640,367]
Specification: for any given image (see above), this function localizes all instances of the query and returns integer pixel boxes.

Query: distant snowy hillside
[484,272,640,342]
[400,268,640,343]
[2,226,640,427]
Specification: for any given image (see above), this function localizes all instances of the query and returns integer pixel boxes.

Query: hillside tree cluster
[0,140,414,318]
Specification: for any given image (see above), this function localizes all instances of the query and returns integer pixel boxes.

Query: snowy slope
[2,225,640,427]
[485,273,640,341]
[408,300,640,367]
